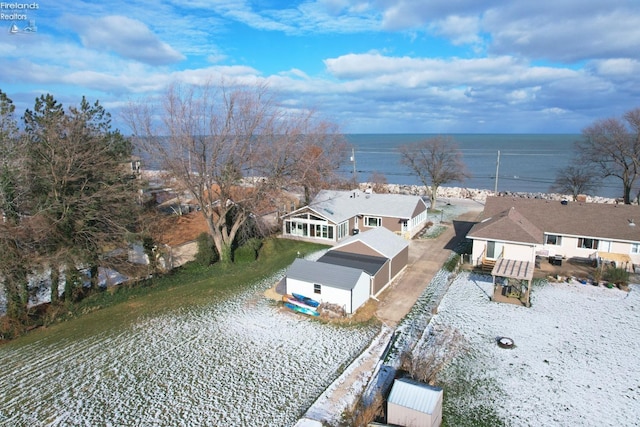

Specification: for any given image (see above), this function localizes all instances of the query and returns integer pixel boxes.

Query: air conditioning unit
[352,229,360,235]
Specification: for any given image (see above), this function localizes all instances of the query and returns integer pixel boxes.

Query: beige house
[281,189,428,244]
[468,196,640,273]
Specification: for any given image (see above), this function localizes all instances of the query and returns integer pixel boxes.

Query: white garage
[284,258,370,314]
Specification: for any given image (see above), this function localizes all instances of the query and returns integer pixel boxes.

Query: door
[486,241,503,259]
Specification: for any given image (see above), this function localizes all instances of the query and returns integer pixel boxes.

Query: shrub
[603,267,629,286]
[444,254,461,272]
[194,232,218,266]
[233,238,262,264]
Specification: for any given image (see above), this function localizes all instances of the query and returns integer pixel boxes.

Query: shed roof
[286,258,364,290]
[317,251,387,276]
[286,189,427,224]
[473,196,640,243]
[492,258,534,282]
[332,227,409,259]
[388,378,443,415]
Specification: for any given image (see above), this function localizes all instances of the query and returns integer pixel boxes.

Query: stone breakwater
[359,182,620,205]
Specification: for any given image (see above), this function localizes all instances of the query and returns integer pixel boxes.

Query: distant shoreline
[141,170,622,205]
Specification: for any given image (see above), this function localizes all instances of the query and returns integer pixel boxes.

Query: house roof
[331,227,409,259]
[467,206,544,244]
[388,378,442,415]
[285,189,427,224]
[317,251,387,276]
[286,258,365,290]
[470,196,640,243]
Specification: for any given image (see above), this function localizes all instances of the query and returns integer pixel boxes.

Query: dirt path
[297,208,482,426]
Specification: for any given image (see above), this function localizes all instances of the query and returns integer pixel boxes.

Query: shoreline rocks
[359,182,621,205]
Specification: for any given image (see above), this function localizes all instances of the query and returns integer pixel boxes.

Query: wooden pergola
[491,258,534,307]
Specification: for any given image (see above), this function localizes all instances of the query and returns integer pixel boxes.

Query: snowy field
[432,272,640,426]
[0,270,378,426]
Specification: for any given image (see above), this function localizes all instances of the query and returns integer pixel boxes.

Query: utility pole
[351,147,357,182]
[494,150,500,195]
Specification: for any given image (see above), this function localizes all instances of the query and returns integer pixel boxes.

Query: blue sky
[1,0,640,133]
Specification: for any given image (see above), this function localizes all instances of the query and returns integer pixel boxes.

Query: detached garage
[285,258,370,314]
[328,227,409,296]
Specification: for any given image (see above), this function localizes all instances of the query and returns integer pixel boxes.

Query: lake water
[343,134,621,198]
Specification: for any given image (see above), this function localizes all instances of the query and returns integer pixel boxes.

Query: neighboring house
[387,378,443,427]
[284,227,410,313]
[281,189,428,244]
[468,196,640,272]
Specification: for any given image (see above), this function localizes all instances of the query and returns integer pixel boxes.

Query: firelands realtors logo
[1,2,39,34]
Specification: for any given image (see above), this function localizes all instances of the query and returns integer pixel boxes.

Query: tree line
[0,90,141,336]
[0,83,348,338]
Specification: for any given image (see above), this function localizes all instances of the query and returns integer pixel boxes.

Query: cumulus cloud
[67,15,185,66]
[484,4,640,62]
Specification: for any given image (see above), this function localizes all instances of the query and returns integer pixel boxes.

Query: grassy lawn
[11,238,329,346]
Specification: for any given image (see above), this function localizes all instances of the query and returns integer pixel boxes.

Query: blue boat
[291,293,320,308]
[284,302,319,317]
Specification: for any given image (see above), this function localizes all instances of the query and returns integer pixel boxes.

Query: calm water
[343,134,620,198]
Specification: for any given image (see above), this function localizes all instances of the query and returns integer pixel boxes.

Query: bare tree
[126,81,343,263]
[577,107,640,204]
[253,114,348,204]
[551,164,599,200]
[397,136,469,208]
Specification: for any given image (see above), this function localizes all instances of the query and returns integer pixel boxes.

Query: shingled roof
[471,196,640,242]
[290,189,426,224]
[468,206,543,244]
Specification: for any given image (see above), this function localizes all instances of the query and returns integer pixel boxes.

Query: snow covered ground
[0,265,378,426]
[432,272,640,426]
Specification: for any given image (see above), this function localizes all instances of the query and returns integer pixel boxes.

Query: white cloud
[67,15,185,65]
[428,15,482,46]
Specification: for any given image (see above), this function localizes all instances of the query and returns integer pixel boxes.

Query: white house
[282,189,428,244]
[468,196,640,273]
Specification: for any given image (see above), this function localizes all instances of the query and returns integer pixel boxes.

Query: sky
[1,0,640,134]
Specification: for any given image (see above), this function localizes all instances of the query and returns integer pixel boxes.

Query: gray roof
[471,196,640,242]
[292,189,426,224]
[388,378,443,414]
[332,227,409,259]
[286,258,364,290]
[317,251,387,276]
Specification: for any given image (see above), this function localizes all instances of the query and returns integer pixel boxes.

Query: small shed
[387,378,443,427]
[285,258,370,314]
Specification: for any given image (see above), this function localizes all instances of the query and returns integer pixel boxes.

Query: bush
[233,238,262,264]
[603,267,629,286]
[195,233,218,266]
[443,254,461,272]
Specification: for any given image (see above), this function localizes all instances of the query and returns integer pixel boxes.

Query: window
[313,283,321,294]
[363,216,381,227]
[545,234,562,245]
[578,238,598,249]
[632,244,640,254]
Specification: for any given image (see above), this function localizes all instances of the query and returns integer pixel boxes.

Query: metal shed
[387,378,443,427]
